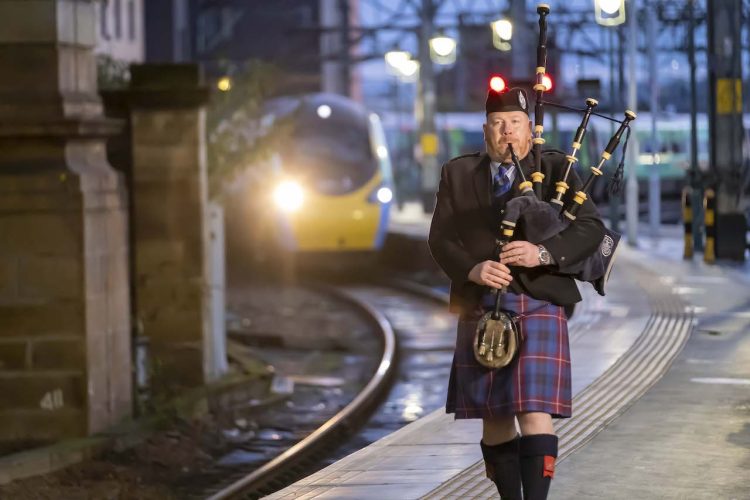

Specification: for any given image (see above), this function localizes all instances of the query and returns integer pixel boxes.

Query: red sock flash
[543,455,556,479]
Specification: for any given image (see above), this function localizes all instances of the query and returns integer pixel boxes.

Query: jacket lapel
[472,153,492,210]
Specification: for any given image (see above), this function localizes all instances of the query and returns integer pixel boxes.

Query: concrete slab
[552,233,750,500]
[310,483,437,499]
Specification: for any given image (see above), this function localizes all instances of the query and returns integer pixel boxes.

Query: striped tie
[493,165,512,199]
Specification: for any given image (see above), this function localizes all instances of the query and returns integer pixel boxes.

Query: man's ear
[482,122,488,142]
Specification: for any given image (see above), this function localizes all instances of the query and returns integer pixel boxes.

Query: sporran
[473,309,520,369]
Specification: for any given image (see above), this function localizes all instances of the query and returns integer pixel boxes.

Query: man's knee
[482,415,517,444]
[517,412,554,435]
[483,415,516,430]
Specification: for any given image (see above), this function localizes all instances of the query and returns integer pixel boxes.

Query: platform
[268,207,750,499]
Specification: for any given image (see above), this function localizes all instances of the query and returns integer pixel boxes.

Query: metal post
[510,0,533,79]
[647,0,660,239]
[394,76,403,208]
[704,188,717,262]
[626,0,640,246]
[688,0,704,251]
[417,0,438,212]
[609,27,620,232]
[455,13,467,110]
[339,0,352,97]
[682,186,694,258]
[320,0,348,95]
[618,25,625,111]
[706,0,746,259]
[188,0,199,61]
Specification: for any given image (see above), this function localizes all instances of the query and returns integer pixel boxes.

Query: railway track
[204,281,454,499]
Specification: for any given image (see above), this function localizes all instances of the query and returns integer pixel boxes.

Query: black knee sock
[480,437,522,500]
[519,434,558,500]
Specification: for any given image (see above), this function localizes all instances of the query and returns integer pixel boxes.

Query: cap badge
[518,92,527,110]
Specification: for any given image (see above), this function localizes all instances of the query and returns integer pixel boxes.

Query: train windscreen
[282,111,377,196]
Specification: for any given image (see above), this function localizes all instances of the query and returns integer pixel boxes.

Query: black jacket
[428,149,606,313]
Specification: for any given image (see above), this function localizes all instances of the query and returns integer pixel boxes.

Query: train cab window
[282,109,377,196]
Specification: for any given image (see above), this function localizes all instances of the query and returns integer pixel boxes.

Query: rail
[206,284,397,500]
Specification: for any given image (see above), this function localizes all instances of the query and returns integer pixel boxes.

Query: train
[224,93,395,270]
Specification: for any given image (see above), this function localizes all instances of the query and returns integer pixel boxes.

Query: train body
[225,93,394,267]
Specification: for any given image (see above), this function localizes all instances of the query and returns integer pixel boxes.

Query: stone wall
[128,65,226,390]
[0,0,132,442]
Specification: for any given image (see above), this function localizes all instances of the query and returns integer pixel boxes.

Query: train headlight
[376,187,393,204]
[273,181,304,212]
[367,185,394,204]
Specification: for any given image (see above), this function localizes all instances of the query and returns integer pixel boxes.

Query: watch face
[538,246,550,264]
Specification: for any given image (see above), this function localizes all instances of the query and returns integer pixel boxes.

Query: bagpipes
[504,3,636,295]
[473,4,636,369]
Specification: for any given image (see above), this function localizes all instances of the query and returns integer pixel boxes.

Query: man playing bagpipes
[428,3,636,497]
[428,82,605,499]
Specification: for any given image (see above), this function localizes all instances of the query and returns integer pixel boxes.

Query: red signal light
[489,75,507,93]
[542,73,553,92]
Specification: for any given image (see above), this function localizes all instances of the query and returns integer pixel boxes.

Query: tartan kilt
[446,292,572,419]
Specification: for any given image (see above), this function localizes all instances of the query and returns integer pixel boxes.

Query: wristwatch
[537,245,551,266]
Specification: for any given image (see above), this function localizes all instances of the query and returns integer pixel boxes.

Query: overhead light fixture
[491,18,513,51]
[429,33,457,65]
[595,0,625,26]
[385,49,412,75]
[492,19,513,41]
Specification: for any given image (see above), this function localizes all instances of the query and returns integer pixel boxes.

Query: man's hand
[468,261,513,289]
[500,241,540,268]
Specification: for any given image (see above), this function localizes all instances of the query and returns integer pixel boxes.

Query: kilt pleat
[446,292,572,419]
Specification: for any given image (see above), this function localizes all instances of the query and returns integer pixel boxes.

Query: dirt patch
[0,415,228,499]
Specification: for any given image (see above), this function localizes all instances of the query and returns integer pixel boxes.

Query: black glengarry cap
[486,87,530,115]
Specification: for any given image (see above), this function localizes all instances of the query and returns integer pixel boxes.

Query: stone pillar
[0,0,132,441]
[128,64,226,390]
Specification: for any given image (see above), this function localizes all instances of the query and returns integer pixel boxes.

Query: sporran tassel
[487,329,495,362]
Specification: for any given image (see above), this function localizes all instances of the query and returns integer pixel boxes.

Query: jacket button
[561,256,566,261]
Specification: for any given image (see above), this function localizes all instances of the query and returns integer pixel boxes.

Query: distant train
[224,93,395,269]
